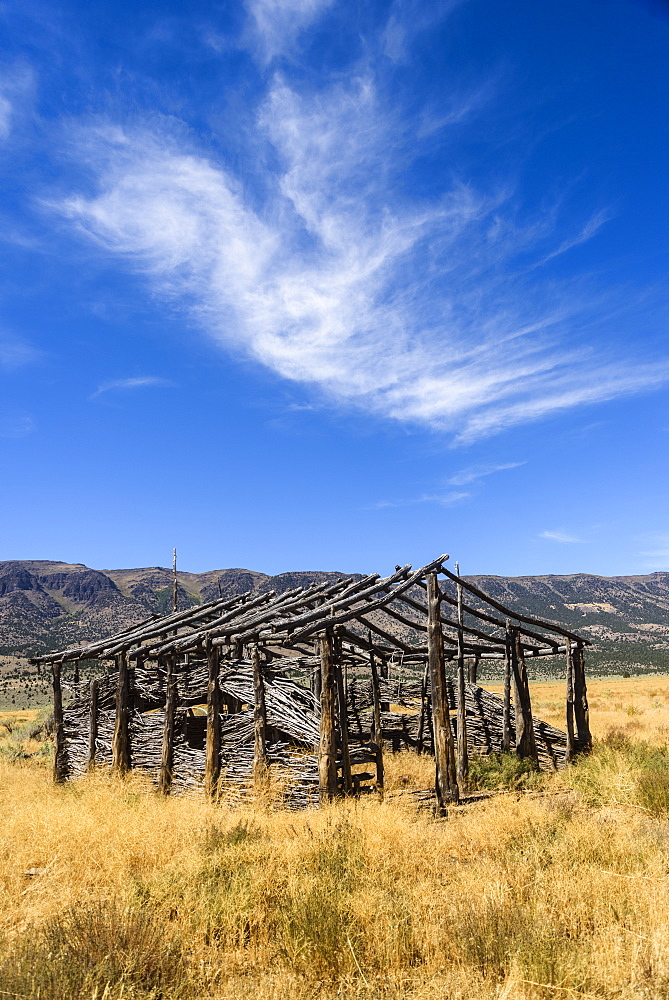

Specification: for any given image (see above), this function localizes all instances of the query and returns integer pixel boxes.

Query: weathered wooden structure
[32,554,591,813]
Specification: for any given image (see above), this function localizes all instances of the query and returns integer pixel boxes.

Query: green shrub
[468,752,544,792]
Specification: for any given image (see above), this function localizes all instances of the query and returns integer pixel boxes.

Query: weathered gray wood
[205,640,221,798]
[512,629,538,762]
[159,656,178,794]
[112,652,131,774]
[565,639,576,761]
[426,572,459,814]
[252,644,269,785]
[87,678,98,771]
[468,655,479,684]
[333,634,352,795]
[52,662,67,783]
[318,629,338,802]
[455,563,468,787]
[369,643,384,794]
[416,662,429,754]
[502,623,512,752]
[172,548,178,614]
[572,642,592,751]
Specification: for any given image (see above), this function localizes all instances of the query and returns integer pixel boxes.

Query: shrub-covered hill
[1,559,668,675]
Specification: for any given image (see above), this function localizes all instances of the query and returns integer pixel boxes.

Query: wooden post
[565,639,576,761]
[318,629,338,803]
[252,644,269,786]
[572,642,592,752]
[512,630,538,762]
[333,633,352,795]
[87,678,98,771]
[172,548,178,614]
[468,655,479,685]
[416,662,429,754]
[311,644,322,702]
[369,644,384,794]
[502,622,513,752]
[455,562,468,788]
[205,639,221,798]
[426,572,459,814]
[112,652,131,774]
[159,656,178,794]
[52,661,67,783]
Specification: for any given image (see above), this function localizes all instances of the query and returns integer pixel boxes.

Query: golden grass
[2,680,669,998]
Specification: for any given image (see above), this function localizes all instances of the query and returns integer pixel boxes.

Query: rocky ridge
[1,560,668,673]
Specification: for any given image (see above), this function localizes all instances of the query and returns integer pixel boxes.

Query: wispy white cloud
[245,0,335,62]
[50,8,669,445]
[536,209,612,267]
[447,461,524,486]
[90,376,173,400]
[0,332,41,370]
[370,490,470,510]
[540,530,583,544]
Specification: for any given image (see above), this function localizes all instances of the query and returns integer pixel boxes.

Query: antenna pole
[172,548,178,614]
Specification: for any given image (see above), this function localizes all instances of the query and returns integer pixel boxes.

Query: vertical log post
[468,655,479,685]
[159,656,178,794]
[252,643,269,787]
[87,677,98,771]
[311,641,322,702]
[333,632,352,795]
[512,630,538,762]
[502,622,513,752]
[172,548,178,613]
[318,629,338,803]
[369,641,384,795]
[455,562,468,787]
[52,661,67,783]
[572,642,592,752]
[416,662,429,754]
[426,572,459,814]
[205,639,221,798]
[112,652,131,774]
[565,639,576,761]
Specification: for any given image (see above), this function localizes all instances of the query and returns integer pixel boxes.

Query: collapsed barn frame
[32,554,592,813]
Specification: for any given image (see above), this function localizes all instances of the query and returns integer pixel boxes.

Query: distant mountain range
[1,559,669,673]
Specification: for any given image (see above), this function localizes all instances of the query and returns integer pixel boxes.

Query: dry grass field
[2,676,669,999]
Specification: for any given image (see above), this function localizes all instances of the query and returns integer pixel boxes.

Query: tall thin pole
[368,634,384,795]
[426,571,459,815]
[455,562,468,788]
[318,629,338,802]
[172,548,178,614]
[565,638,576,761]
[502,621,513,752]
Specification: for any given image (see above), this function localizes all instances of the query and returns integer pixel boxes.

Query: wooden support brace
[112,652,131,774]
[87,678,98,771]
[565,639,576,761]
[252,644,269,786]
[572,642,592,752]
[512,629,538,762]
[318,629,338,803]
[502,623,512,753]
[455,563,468,788]
[333,633,352,795]
[369,642,384,795]
[159,656,178,794]
[52,661,67,784]
[426,572,459,815]
[205,640,221,799]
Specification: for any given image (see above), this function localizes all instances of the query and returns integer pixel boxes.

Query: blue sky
[1,0,668,578]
